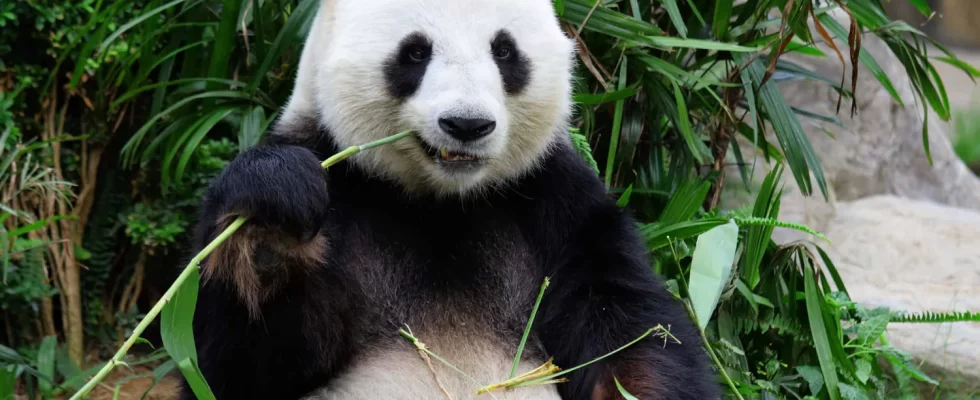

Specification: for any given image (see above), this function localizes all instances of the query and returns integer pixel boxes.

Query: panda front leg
[181,143,346,400]
[537,205,721,400]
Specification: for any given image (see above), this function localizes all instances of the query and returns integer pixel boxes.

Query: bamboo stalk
[509,277,549,379]
[69,130,415,400]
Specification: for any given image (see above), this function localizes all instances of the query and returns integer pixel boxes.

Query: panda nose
[438,117,496,142]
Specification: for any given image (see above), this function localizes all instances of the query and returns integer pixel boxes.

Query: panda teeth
[435,147,478,162]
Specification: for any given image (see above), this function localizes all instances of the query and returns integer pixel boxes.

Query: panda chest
[333,209,544,329]
[314,215,560,400]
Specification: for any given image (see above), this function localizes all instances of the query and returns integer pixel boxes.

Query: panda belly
[302,334,561,400]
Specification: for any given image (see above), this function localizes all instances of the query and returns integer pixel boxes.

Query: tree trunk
[40,296,56,338]
[43,85,85,365]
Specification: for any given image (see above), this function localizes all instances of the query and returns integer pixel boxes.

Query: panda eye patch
[490,30,530,95]
[384,31,433,99]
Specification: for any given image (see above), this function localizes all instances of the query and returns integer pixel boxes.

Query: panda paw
[205,144,329,242]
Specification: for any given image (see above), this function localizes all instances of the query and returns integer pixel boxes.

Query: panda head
[279,0,577,197]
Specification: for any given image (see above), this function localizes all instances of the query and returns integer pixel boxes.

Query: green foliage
[79,170,130,339]
[0,127,71,347]
[73,0,317,188]
[951,101,980,171]
[890,311,980,324]
[124,137,236,251]
[160,268,214,400]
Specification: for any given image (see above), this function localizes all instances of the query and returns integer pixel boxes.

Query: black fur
[491,30,531,95]
[201,144,329,243]
[383,32,433,99]
[180,120,719,399]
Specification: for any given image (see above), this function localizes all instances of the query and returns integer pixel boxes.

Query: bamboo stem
[509,277,549,379]
[69,130,415,400]
[511,324,678,389]
[683,301,745,400]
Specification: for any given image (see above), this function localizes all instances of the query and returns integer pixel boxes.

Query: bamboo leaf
[688,219,739,329]
[741,164,782,289]
[0,366,14,400]
[99,0,188,53]
[933,56,980,80]
[614,377,640,400]
[37,336,57,394]
[174,107,236,184]
[240,106,267,152]
[659,179,711,226]
[712,0,733,39]
[616,184,634,207]
[880,346,938,385]
[161,267,215,400]
[906,0,932,16]
[113,78,252,110]
[670,80,704,165]
[176,358,215,400]
[661,0,688,38]
[121,90,259,166]
[647,36,759,52]
[604,60,629,187]
[736,53,828,200]
[641,218,729,251]
[573,82,639,105]
[815,245,848,296]
[804,259,840,400]
[797,365,824,396]
[247,0,319,92]
[206,0,244,90]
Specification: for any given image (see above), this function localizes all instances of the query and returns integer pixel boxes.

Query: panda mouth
[417,138,485,166]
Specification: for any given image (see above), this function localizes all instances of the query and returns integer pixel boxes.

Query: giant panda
[181,0,720,399]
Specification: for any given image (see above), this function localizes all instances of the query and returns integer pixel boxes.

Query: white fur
[300,334,561,400]
[277,0,577,197]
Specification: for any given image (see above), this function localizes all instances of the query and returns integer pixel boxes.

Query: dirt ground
[78,365,181,400]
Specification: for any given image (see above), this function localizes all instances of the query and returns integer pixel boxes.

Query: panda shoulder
[263,115,339,159]
[537,136,608,198]
[518,135,614,223]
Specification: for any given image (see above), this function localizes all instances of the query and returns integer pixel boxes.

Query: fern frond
[768,315,806,337]
[734,216,829,242]
[890,311,980,324]
[733,314,760,336]
[569,130,599,175]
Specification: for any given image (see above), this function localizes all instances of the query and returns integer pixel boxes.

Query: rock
[773,32,980,210]
[818,195,980,379]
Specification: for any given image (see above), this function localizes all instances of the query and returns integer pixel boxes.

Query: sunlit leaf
[688,219,739,329]
[161,268,215,400]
